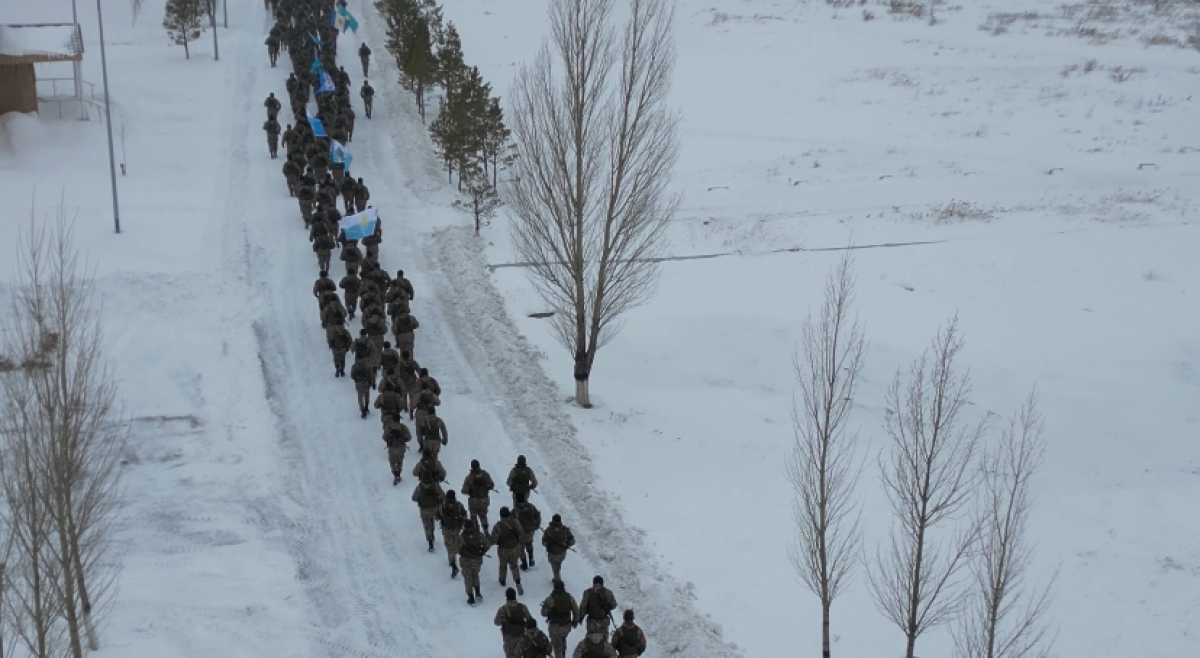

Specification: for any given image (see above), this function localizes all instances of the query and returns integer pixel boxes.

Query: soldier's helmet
[516,455,527,467]
[499,507,511,518]
[624,609,635,622]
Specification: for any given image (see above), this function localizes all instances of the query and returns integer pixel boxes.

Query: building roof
[0,23,83,64]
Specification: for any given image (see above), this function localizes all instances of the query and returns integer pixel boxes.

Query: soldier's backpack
[544,591,574,624]
[393,314,416,334]
[353,338,372,359]
[497,519,521,548]
[314,234,335,252]
[612,625,643,654]
[510,467,532,491]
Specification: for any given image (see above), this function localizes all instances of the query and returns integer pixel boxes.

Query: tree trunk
[69,516,98,650]
[209,2,220,61]
[573,351,592,408]
[184,38,190,60]
[574,378,590,408]
[822,599,831,658]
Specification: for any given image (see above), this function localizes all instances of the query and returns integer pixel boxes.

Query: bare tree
[955,393,1055,658]
[1,210,124,658]
[869,318,983,658]
[508,0,679,407]
[1,519,18,658]
[786,254,864,658]
[0,391,62,658]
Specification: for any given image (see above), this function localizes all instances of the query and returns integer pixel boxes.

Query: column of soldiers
[265,2,647,658]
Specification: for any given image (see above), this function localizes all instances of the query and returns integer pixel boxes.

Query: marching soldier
[460,519,489,605]
[495,588,534,658]
[609,610,647,658]
[328,323,352,378]
[412,452,447,486]
[411,480,445,552]
[508,455,539,505]
[350,358,373,418]
[339,270,361,318]
[462,459,496,533]
[521,618,553,658]
[384,424,411,485]
[440,490,468,579]
[541,579,580,658]
[360,80,374,118]
[490,507,525,595]
[515,499,542,571]
[541,514,576,582]
[578,576,617,636]
[358,42,371,77]
[417,406,448,459]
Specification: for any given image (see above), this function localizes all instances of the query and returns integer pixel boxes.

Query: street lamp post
[96,0,121,233]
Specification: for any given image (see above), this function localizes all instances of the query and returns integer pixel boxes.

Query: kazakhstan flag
[339,208,378,241]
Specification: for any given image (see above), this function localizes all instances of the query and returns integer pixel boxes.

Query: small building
[0,22,84,115]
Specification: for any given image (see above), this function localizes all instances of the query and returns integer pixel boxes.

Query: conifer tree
[459,156,500,235]
[438,23,466,101]
[163,0,206,60]
[481,97,512,187]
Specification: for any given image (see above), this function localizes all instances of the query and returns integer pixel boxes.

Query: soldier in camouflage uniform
[462,459,496,533]
[459,519,489,605]
[313,228,336,272]
[490,507,525,595]
[264,92,282,121]
[379,341,401,376]
[384,424,411,485]
[263,117,281,159]
[440,490,468,579]
[395,350,421,417]
[495,588,534,658]
[352,178,370,214]
[328,323,352,378]
[351,329,377,389]
[609,610,646,658]
[572,632,616,658]
[373,379,405,436]
[350,359,373,418]
[541,514,576,583]
[360,80,374,118]
[521,618,554,658]
[313,270,336,308]
[417,406,448,459]
[411,480,444,552]
[338,270,361,319]
[578,577,617,636]
[392,311,420,359]
[361,211,381,262]
[339,237,363,276]
[507,455,539,506]
[358,42,371,77]
[515,499,542,571]
[412,452,447,486]
[541,579,580,658]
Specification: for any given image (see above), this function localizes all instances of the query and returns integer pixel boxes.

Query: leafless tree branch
[954,392,1056,658]
[868,317,983,658]
[508,0,679,407]
[786,254,865,658]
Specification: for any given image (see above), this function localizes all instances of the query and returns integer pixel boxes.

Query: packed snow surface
[1,0,1198,657]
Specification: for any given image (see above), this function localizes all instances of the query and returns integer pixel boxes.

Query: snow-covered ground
[2,0,1198,657]
[440,0,1200,657]
[1,1,734,657]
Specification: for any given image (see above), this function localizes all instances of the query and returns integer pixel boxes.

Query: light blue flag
[307,115,327,137]
[330,140,352,172]
[338,6,359,34]
[338,208,378,241]
[310,56,323,77]
[317,71,335,95]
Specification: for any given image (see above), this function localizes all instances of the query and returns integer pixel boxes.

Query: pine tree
[163,0,206,60]
[438,23,466,101]
[458,156,500,235]
[481,97,513,187]
[419,0,447,51]
[402,17,437,120]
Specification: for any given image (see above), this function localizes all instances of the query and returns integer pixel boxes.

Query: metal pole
[72,0,85,120]
[96,0,121,234]
[223,0,229,28]
[209,0,220,61]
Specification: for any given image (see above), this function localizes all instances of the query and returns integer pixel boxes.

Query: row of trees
[374,0,514,234]
[0,215,124,658]
[788,255,1055,658]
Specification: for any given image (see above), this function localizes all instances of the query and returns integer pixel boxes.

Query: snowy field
[1,0,1198,657]
[441,0,1200,657]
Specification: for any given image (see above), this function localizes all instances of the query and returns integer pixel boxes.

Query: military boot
[475,584,482,600]
[516,580,524,596]
[450,561,459,579]
[467,593,475,605]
